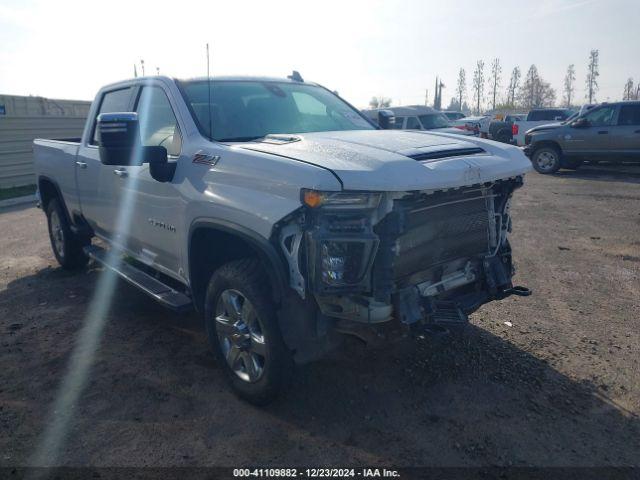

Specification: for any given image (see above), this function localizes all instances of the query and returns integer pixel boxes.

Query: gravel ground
[1,163,639,468]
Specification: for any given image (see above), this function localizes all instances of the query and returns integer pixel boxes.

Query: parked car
[450,116,485,135]
[442,111,466,121]
[487,114,526,144]
[33,74,532,404]
[362,106,475,136]
[523,101,640,173]
[511,108,574,146]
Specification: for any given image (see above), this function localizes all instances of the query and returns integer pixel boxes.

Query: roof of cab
[98,74,317,92]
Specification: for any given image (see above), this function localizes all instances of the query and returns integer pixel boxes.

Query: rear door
[563,104,617,157]
[611,103,640,157]
[76,87,135,237]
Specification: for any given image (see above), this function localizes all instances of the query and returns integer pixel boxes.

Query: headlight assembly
[301,189,381,210]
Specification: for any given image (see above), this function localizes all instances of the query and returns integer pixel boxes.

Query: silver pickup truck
[33,74,532,404]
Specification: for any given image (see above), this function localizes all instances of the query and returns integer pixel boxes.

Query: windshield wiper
[216,136,263,143]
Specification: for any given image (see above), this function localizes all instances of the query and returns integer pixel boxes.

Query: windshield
[418,113,451,129]
[178,80,374,142]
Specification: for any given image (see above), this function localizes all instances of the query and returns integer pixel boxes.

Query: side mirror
[146,146,175,183]
[97,112,175,182]
[571,118,590,128]
[97,112,141,165]
[377,110,395,129]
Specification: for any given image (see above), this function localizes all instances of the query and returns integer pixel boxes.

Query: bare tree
[506,66,521,107]
[563,64,576,107]
[488,58,502,110]
[519,65,556,109]
[369,96,392,109]
[472,60,485,114]
[455,68,467,111]
[585,49,599,103]
[623,78,635,100]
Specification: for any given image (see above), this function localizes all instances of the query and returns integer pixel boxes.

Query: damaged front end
[278,177,530,345]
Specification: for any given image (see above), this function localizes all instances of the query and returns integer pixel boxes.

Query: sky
[1,0,639,110]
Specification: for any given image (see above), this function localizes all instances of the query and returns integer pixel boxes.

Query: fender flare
[37,175,73,225]
[188,218,288,304]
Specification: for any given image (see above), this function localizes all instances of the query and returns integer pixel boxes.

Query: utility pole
[133,64,138,78]
[140,59,145,76]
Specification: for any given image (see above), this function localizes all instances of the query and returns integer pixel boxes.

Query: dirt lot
[1,164,639,468]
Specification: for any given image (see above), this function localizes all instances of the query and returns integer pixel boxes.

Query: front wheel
[531,146,562,174]
[204,259,292,405]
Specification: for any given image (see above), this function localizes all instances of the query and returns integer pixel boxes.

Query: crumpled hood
[238,130,532,191]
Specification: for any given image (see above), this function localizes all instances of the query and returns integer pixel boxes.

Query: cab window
[135,86,182,156]
[405,116,421,129]
[618,105,640,126]
[583,105,617,127]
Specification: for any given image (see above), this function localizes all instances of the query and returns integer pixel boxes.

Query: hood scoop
[406,147,485,163]
[258,134,302,145]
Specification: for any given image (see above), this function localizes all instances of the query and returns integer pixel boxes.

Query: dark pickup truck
[524,101,640,173]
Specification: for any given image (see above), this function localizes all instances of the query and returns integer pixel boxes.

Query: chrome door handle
[113,168,128,178]
[75,161,87,169]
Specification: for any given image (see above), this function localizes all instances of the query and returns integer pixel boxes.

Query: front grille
[524,134,532,145]
[391,187,491,281]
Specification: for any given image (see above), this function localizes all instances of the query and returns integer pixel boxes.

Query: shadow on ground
[553,162,640,184]
[2,264,639,467]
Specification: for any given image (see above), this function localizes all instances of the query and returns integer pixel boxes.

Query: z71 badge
[192,151,220,166]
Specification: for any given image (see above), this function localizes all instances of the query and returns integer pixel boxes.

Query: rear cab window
[618,104,640,125]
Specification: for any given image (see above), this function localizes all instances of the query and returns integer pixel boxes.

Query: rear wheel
[496,131,511,144]
[204,259,292,405]
[532,145,562,174]
[46,198,88,270]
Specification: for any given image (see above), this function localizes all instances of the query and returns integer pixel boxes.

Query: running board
[84,245,193,313]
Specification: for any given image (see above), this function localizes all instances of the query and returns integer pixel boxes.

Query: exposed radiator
[391,187,492,281]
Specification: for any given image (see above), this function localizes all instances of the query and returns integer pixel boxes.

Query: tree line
[369,48,638,113]
[448,49,615,114]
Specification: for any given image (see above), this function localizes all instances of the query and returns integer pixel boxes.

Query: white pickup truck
[33,74,532,404]
[511,108,574,146]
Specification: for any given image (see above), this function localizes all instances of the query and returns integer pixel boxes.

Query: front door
[563,104,617,157]
[112,84,185,279]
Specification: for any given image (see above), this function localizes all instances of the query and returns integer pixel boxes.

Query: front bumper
[523,145,534,157]
[300,178,527,328]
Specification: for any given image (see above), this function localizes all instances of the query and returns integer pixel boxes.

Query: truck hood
[238,130,532,191]
[526,123,563,134]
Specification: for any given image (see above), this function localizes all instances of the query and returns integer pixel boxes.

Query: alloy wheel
[215,289,267,383]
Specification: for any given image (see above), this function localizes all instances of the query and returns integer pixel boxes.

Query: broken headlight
[321,241,368,285]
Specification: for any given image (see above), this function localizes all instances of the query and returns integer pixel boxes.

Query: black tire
[496,131,511,144]
[562,157,584,170]
[531,145,562,174]
[204,258,292,405]
[46,198,88,270]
